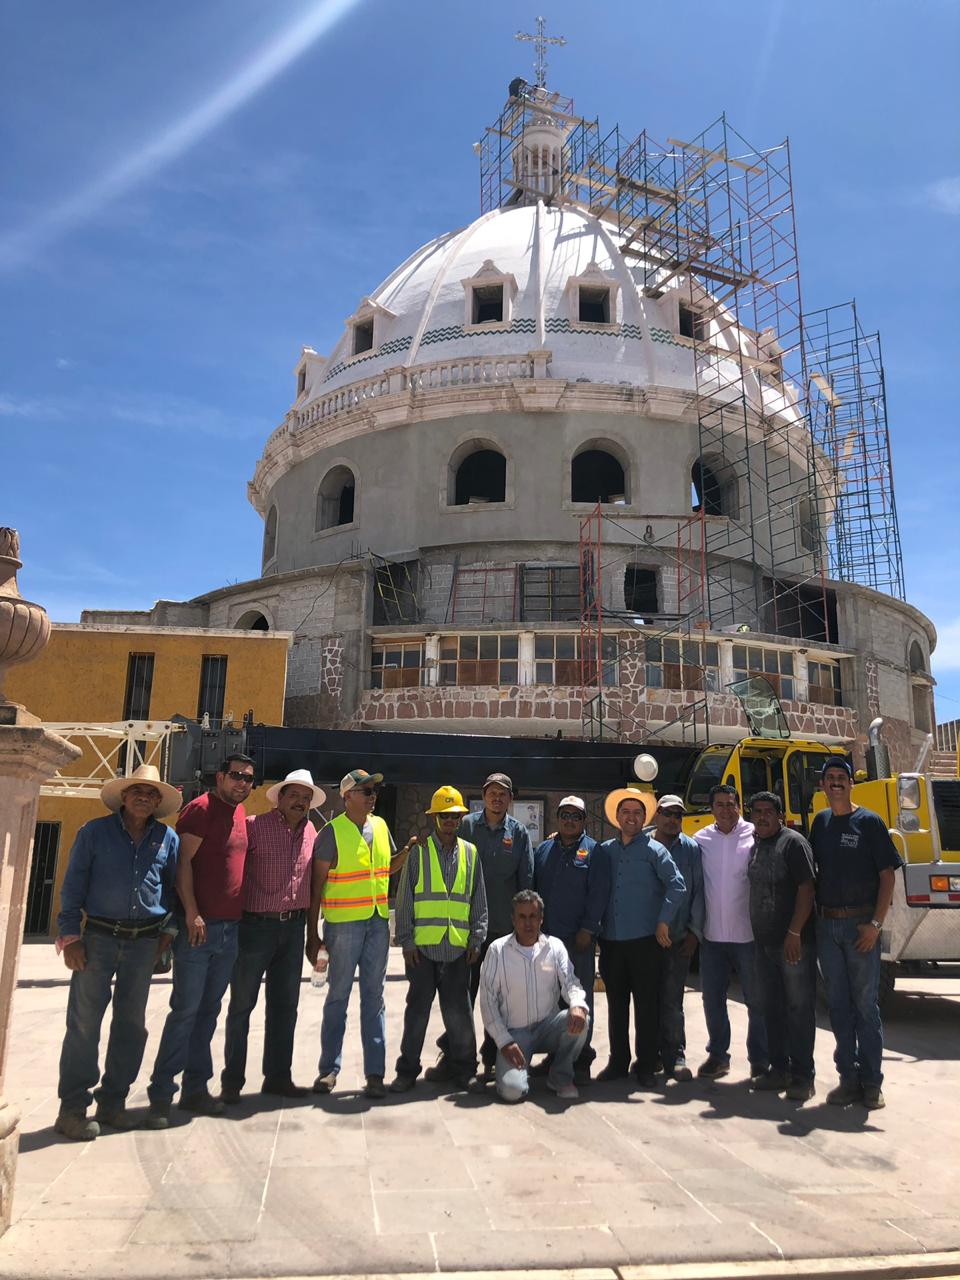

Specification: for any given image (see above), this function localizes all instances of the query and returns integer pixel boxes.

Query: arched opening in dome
[909,640,931,732]
[571,447,627,504]
[692,457,738,519]
[452,448,506,506]
[262,505,278,567]
[316,465,357,530]
[799,494,820,553]
[235,610,270,631]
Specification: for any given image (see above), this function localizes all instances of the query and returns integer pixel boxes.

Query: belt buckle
[112,921,121,937]
[279,910,291,922]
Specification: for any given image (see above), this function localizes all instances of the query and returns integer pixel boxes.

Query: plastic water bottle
[311,950,328,990]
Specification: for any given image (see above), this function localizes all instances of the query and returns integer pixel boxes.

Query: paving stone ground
[1,942,958,1279]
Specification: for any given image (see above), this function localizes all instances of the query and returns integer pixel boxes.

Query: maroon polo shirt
[176,790,248,921]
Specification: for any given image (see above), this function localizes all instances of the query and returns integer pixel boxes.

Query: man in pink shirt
[220,769,326,1103]
[694,784,768,1080]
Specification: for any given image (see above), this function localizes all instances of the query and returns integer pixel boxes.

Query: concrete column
[794,651,810,702]
[0,529,80,1234]
[519,631,535,685]
[423,633,439,688]
[718,639,735,689]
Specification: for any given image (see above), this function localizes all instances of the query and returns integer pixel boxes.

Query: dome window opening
[679,303,707,342]
[262,505,278,567]
[453,448,506,505]
[692,458,738,519]
[296,367,307,397]
[317,465,357,530]
[571,448,627,505]
[472,284,504,325]
[578,286,610,324]
[352,319,375,355]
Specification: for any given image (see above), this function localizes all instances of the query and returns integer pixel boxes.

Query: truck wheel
[878,961,896,1013]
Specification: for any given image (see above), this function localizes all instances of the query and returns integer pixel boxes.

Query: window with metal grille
[535,633,618,686]
[370,641,425,689]
[731,645,794,700]
[197,655,228,723]
[807,659,841,707]
[645,639,720,693]
[122,653,155,719]
[439,634,519,686]
[521,566,580,621]
[25,822,61,935]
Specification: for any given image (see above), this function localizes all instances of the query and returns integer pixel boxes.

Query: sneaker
[261,1079,308,1099]
[669,1065,694,1083]
[546,1078,579,1101]
[364,1075,387,1099]
[54,1111,99,1141]
[697,1056,730,1079]
[786,1078,816,1102]
[862,1085,885,1110]
[389,1074,417,1093]
[423,1056,452,1082]
[826,1079,862,1107]
[179,1090,225,1116]
[94,1104,137,1130]
[143,1101,170,1130]
[219,1086,242,1106]
[751,1068,789,1092]
[595,1062,630,1082]
[312,1071,338,1094]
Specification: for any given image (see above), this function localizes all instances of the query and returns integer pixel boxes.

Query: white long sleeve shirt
[479,932,588,1049]
[695,817,756,944]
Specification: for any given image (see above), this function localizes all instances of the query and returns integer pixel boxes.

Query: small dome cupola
[512,113,564,204]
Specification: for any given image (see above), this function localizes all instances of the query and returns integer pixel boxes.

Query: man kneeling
[479,890,589,1102]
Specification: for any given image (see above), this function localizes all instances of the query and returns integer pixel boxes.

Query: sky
[2,0,959,716]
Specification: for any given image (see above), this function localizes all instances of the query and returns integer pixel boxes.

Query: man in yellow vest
[307,768,395,1099]
[389,787,488,1094]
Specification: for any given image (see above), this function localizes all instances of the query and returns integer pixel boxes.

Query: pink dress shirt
[242,808,318,913]
[695,817,756,944]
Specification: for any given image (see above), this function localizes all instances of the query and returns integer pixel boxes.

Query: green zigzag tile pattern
[323,334,413,383]
[650,327,687,348]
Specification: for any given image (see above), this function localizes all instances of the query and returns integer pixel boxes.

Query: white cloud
[923,177,960,215]
[932,617,960,671]
[0,393,66,420]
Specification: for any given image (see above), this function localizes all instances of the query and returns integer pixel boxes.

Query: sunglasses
[225,770,255,784]
[356,786,379,797]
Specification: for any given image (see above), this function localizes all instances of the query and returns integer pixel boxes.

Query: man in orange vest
[306,769,396,1099]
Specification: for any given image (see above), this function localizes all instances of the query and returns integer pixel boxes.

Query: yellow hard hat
[426,785,469,816]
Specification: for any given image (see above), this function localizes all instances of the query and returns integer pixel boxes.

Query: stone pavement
[1,942,958,1279]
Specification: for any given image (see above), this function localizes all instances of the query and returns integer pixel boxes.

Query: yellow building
[7,623,291,934]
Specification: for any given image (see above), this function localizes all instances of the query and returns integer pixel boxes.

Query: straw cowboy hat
[603,786,657,830]
[100,765,182,819]
[265,769,326,808]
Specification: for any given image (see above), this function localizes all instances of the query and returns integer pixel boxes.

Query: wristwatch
[870,918,883,931]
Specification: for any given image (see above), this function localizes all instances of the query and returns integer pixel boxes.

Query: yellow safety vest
[321,813,392,923]
[413,836,476,949]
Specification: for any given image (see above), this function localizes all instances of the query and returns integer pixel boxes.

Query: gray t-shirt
[313,818,396,867]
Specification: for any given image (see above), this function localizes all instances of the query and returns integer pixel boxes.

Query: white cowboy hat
[265,769,326,809]
[100,765,182,819]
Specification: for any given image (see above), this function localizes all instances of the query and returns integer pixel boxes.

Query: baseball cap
[820,757,853,779]
[558,795,586,814]
[482,772,513,793]
[656,794,686,813]
[340,768,384,797]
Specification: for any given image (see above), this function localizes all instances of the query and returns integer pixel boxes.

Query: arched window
[692,458,738,519]
[571,447,627,504]
[452,447,506,506]
[799,495,820,553]
[316,465,357,531]
[909,640,931,732]
[235,610,270,631]
[909,641,925,675]
[262,505,278,566]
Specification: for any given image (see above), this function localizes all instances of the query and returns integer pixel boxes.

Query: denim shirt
[659,831,705,942]
[57,812,180,936]
[459,810,533,940]
[534,833,610,939]
[600,831,685,940]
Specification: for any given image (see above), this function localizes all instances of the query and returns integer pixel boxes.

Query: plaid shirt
[242,808,318,913]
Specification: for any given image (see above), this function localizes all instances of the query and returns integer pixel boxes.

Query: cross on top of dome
[514,16,566,89]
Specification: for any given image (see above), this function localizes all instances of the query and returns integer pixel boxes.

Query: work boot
[862,1085,885,1110]
[143,1101,170,1130]
[668,1062,694,1083]
[751,1068,789,1092]
[595,1061,630,1083]
[179,1089,225,1116]
[697,1056,730,1080]
[312,1071,338,1094]
[262,1079,308,1099]
[786,1078,816,1102]
[54,1111,99,1141]
[364,1075,387,1099]
[219,1086,242,1106]
[826,1078,862,1107]
[423,1055,452,1082]
[389,1074,416,1093]
[94,1103,138,1130]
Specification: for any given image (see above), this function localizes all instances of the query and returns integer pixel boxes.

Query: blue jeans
[559,936,597,1066]
[58,931,157,1113]
[816,916,884,1087]
[659,942,692,1072]
[755,939,817,1081]
[496,1010,590,1102]
[319,915,389,1078]
[222,914,305,1091]
[395,953,476,1080]
[699,939,768,1070]
[149,920,239,1103]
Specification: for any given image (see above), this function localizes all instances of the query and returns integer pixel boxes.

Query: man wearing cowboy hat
[597,787,685,1088]
[220,769,326,1104]
[54,765,181,1140]
[389,786,488,1094]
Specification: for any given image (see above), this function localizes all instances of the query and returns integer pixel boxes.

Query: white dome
[312,202,696,396]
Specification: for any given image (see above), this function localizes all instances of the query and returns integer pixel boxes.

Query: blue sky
[3,0,959,716]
